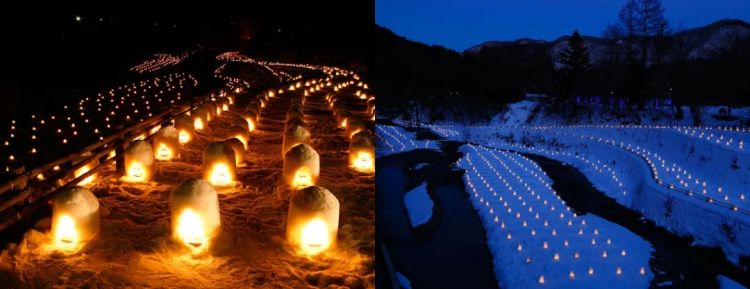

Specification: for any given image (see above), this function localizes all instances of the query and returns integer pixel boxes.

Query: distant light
[75,15,82,22]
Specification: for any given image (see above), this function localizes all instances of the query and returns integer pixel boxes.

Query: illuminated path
[0,58,374,289]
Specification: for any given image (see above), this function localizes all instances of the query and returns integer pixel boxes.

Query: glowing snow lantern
[153,126,179,161]
[349,132,374,173]
[73,152,99,186]
[224,138,245,166]
[203,142,236,186]
[192,106,210,130]
[346,117,368,139]
[282,125,312,158]
[283,144,320,189]
[174,114,194,144]
[286,186,339,255]
[242,111,258,132]
[170,179,221,252]
[227,125,249,150]
[122,140,155,182]
[51,187,99,249]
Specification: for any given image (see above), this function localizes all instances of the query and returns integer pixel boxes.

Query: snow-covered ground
[408,99,750,266]
[375,124,439,157]
[425,122,750,264]
[718,275,747,289]
[403,182,433,227]
[459,144,653,289]
[0,73,375,288]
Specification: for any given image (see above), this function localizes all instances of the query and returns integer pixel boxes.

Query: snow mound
[403,182,433,227]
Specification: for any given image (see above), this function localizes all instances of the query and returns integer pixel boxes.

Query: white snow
[396,271,412,289]
[415,99,750,265]
[718,275,747,289]
[432,123,750,265]
[403,182,433,227]
[376,124,439,157]
[491,100,540,126]
[458,144,653,289]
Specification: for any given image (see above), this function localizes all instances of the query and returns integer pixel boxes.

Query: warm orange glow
[194,118,204,130]
[124,161,148,182]
[300,219,331,255]
[222,104,229,111]
[340,118,348,128]
[74,164,96,186]
[175,209,207,251]
[233,135,248,150]
[178,130,191,144]
[292,167,313,188]
[53,215,78,248]
[352,151,374,172]
[208,163,233,186]
[247,119,256,132]
[155,143,174,161]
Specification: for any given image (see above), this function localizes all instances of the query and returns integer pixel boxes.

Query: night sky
[376,0,750,51]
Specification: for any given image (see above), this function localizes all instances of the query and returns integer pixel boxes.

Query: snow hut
[52,186,99,249]
[174,114,194,144]
[286,186,339,255]
[203,142,236,186]
[123,140,155,182]
[153,126,179,161]
[282,125,311,158]
[282,143,319,189]
[170,179,221,252]
[349,133,375,173]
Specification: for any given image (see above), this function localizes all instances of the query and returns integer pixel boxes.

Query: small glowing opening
[300,219,330,255]
[156,143,173,160]
[292,167,313,189]
[178,130,190,144]
[194,118,204,130]
[209,163,232,186]
[176,209,207,251]
[352,151,374,172]
[124,161,148,182]
[54,215,78,247]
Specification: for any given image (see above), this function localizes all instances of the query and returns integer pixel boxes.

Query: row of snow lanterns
[460,145,647,285]
[3,73,195,171]
[277,92,341,255]
[51,93,234,250]
[550,129,746,211]
[326,85,376,173]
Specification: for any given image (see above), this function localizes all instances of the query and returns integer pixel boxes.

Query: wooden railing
[0,97,210,232]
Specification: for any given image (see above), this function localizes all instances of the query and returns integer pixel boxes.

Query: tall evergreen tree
[557,30,591,103]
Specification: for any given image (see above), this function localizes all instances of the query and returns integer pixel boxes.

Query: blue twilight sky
[376,0,750,51]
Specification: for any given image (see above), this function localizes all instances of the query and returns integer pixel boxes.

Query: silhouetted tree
[557,30,591,104]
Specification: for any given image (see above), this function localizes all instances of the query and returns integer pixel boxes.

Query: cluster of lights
[2,73,198,174]
[130,52,193,74]
[524,127,750,214]
[375,125,436,155]
[459,144,649,286]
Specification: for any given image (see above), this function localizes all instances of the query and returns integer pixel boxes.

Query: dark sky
[0,1,372,114]
[376,0,750,51]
